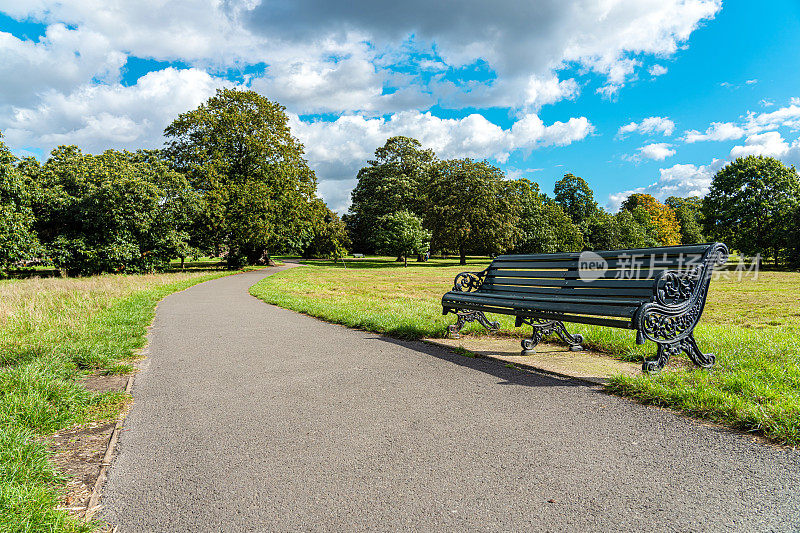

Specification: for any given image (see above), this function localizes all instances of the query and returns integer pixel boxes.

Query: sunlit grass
[251,259,800,444]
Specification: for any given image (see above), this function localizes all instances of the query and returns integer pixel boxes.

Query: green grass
[0,270,241,531]
[250,257,800,445]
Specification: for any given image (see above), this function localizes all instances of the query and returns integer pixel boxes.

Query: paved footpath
[102,267,800,532]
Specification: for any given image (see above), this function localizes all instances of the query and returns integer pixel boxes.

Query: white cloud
[745,102,800,132]
[637,142,676,160]
[608,159,723,209]
[0,0,722,115]
[2,68,228,153]
[729,131,800,162]
[648,64,668,76]
[617,116,675,137]
[682,121,745,143]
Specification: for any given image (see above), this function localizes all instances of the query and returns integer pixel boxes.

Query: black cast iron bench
[441,243,728,372]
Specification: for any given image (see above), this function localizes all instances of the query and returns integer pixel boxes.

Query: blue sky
[1,0,799,212]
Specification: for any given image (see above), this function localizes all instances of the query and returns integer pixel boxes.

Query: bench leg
[447,310,500,339]
[643,334,715,373]
[519,319,584,355]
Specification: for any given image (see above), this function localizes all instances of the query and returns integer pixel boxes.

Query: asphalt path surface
[102,266,800,531]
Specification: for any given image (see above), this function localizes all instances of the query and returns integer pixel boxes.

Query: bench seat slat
[489,257,700,270]
[456,290,645,307]
[484,280,655,296]
[482,285,654,300]
[483,276,657,288]
[496,244,711,261]
[443,292,639,318]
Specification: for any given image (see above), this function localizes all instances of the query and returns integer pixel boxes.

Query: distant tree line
[3,93,799,274]
[0,89,349,275]
[345,136,800,267]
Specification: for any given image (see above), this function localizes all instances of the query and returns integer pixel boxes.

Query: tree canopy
[620,193,681,246]
[703,155,800,263]
[424,158,518,264]
[554,173,599,226]
[27,146,199,275]
[164,88,319,265]
[374,210,430,266]
[346,136,435,252]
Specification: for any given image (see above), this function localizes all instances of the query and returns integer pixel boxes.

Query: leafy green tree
[347,136,435,252]
[29,146,199,275]
[584,210,657,250]
[374,211,430,267]
[509,179,583,253]
[665,196,705,244]
[553,173,599,226]
[164,88,318,266]
[424,159,518,265]
[302,202,351,260]
[621,193,681,245]
[703,156,800,265]
[0,134,39,270]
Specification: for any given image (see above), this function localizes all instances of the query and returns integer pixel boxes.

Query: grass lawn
[250,257,800,445]
[0,270,241,532]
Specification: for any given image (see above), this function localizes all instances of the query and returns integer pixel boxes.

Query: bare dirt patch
[47,421,117,518]
[47,372,131,519]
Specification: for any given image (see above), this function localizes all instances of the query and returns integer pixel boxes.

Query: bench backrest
[481,244,713,304]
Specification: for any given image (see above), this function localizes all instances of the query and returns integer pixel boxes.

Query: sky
[1,0,799,213]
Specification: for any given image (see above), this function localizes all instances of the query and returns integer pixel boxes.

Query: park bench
[441,243,728,372]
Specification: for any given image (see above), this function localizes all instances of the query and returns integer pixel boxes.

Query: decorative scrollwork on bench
[637,243,728,346]
[518,318,584,353]
[656,266,701,306]
[447,310,500,338]
[452,269,489,292]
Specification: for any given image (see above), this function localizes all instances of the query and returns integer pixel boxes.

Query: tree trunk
[404,255,408,267]
[459,246,466,265]
[417,253,423,262]
[180,257,185,270]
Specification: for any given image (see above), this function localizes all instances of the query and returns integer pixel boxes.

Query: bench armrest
[451,268,489,293]
[635,243,728,344]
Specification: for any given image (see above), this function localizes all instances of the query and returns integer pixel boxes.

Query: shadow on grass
[371,334,594,389]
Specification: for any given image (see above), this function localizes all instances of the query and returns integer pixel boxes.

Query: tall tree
[0,133,38,270]
[346,136,435,252]
[621,193,681,246]
[424,159,518,265]
[665,196,705,244]
[553,173,599,226]
[164,88,318,266]
[703,156,800,264]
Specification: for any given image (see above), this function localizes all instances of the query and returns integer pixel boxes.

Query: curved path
[102,267,800,531]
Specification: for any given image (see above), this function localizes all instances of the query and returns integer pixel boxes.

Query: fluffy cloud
[745,102,800,132]
[637,142,676,160]
[682,121,745,142]
[729,131,800,163]
[648,64,668,76]
[2,68,227,153]
[1,0,721,116]
[608,159,723,209]
[291,111,594,211]
[618,116,675,137]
